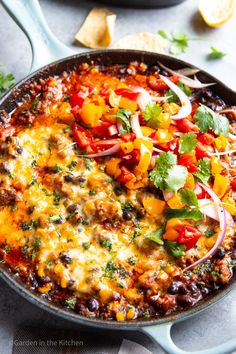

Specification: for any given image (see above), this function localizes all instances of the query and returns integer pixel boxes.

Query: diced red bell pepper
[69,91,85,108]
[91,122,114,138]
[231,178,236,190]
[120,132,136,142]
[194,184,207,199]
[191,102,199,117]
[122,149,140,165]
[90,138,121,152]
[148,75,179,91]
[73,124,93,149]
[195,142,211,159]
[115,88,140,101]
[197,133,214,145]
[117,166,134,183]
[178,225,202,251]
[167,138,179,154]
[178,153,199,173]
[176,119,199,133]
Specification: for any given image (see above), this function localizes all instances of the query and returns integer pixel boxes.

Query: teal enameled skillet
[0,1,236,353]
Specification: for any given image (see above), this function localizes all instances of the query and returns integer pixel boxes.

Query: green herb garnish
[146,226,165,245]
[179,188,199,208]
[179,132,197,154]
[165,208,202,221]
[208,47,226,60]
[0,69,15,95]
[193,104,229,136]
[117,108,132,134]
[193,158,211,184]
[165,240,186,257]
[142,102,162,128]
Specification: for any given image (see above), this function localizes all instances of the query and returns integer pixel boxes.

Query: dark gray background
[0,0,236,353]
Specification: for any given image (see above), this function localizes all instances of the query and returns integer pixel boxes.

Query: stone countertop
[0,1,236,353]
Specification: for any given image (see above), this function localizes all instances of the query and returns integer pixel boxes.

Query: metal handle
[142,322,236,354]
[0,0,76,72]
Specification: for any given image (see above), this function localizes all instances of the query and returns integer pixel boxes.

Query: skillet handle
[142,322,236,354]
[0,0,75,72]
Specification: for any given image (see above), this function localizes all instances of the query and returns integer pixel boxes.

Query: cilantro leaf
[0,70,15,95]
[193,158,211,184]
[180,188,199,208]
[208,47,226,60]
[142,103,162,128]
[166,82,191,103]
[179,132,197,154]
[165,208,202,221]
[146,226,165,245]
[193,104,229,136]
[117,108,131,134]
[165,241,186,258]
[150,152,187,192]
[170,31,189,54]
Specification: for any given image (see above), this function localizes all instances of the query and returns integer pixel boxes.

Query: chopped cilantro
[208,47,226,60]
[82,220,89,225]
[128,257,136,266]
[146,226,165,245]
[82,242,91,250]
[165,240,186,257]
[142,103,162,128]
[179,188,199,208]
[104,260,119,279]
[84,157,92,171]
[64,297,77,309]
[68,160,77,171]
[48,215,63,223]
[63,94,70,101]
[179,132,197,154]
[122,202,134,212]
[117,108,132,134]
[166,82,191,103]
[211,270,220,277]
[193,104,229,136]
[31,96,39,110]
[89,189,96,196]
[53,190,61,205]
[28,175,37,187]
[193,158,211,184]
[149,152,188,192]
[31,159,37,168]
[100,239,112,251]
[205,228,215,238]
[165,208,202,221]
[33,238,41,251]
[21,219,37,231]
[4,245,11,254]
[158,29,189,54]
[42,188,51,196]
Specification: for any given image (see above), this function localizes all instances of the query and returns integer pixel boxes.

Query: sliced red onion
[152,95,171,102]
[158,62,215,89]
[229,133,236,141]
[198,198,234,225]
[209,149,236,156]
[76,144,120,158]
[163,190,174,201]
[108,124,118,136]
[177,68,200,76]
[134,88,152,111]
[220,107,236,120]
[153,147,165,153]
[184,184,227,271]
[131,113,143,138]
[117,121,124,134]
[159,75,192,120]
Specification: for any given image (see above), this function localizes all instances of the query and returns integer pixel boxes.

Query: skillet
[0,0,236,353]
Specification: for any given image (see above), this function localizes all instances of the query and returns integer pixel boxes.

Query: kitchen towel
[12,326,152,354]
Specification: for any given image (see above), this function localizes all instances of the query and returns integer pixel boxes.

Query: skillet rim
[0,49,235,329]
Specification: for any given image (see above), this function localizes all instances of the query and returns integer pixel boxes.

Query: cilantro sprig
[193,104,229,136]
[142,102,162,129]
[0,68,15,95]
[146,226,165,245]
[117,108,131,134]
[179,132,197,154]
[208,47,226,60]
[180,188,199,208]
[193,158,211,184]
[158,30,189,55]
[149,152,188,192]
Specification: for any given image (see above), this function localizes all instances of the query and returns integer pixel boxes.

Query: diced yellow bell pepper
[140,126,155,137]
[159,113,171,129]
[163,102,180,115]
[213,174,228,198]
[214,135,227,151]
[167,192,185,209]
[163,228,179,241]
[222,195,236,216]
[133,138,153,153]
[156,129,172,143]
[120,142,134,154]
[142,197,166,217]
[119,97,137,113]
[184,173,195,190]
[135,143,151,173]
[105,158,121,178]
[166,218,189,231]
[80,103,103,127]
[211,156,222,175]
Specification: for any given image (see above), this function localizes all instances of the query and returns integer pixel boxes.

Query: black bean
[64,174,86,184]
[176,294,194,307]
[177,284,188,295]
[123,210,133,221]
[76,304,87,313]
[67,204,80,214]
[167,282,179,295]
[28,205,36,214]
[114,186,123,196]
[45,166,60,174]
[0,162,11,174]
[87,298,99,312]
[60,252,73,265]
[16,147,23,154]
[54,217,64,224]
[136,208,146,220]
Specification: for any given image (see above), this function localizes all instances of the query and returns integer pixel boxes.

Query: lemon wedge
[199,0,235,27]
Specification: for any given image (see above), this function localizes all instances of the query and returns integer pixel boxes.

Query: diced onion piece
[209,149,236,156]
[184,184,227,271]
[163,190,174,201]
[153,147,165,153]
[159,75,192,120]
[131,113,143,138]
[158,62,215,88]
[198,199,219,220]
[108,124,118,136]
[177,68,200,76]
[76,144,120,158]
[134,87,152,111]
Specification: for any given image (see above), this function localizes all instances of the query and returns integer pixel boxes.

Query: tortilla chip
[113,32,164,53]
[75,8,116,49]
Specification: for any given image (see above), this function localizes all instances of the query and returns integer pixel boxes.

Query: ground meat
[0,137,22,158]
[0,162,11,174]
[0,188,21,206]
